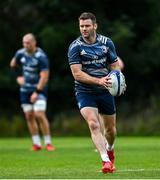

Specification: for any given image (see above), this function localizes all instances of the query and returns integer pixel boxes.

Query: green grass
[0,137,160,179]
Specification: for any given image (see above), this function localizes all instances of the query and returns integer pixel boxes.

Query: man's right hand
[98,76,112,89]
[16,76,25,86]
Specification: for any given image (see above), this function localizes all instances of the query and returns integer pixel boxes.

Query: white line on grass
[98,168,160,173]
[117,168,160,172]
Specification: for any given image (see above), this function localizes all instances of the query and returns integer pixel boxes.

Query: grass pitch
[0,136,160,179]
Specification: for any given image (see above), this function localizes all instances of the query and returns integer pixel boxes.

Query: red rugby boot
[102,161,114,173]
[32,144,42,151]
[46,144,55,151]
[107,149,116,171]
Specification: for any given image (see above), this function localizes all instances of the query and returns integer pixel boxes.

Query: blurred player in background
[68,12,124,173]
[10,33,55,151]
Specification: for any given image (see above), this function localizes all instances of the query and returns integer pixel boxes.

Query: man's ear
[94,23,98,30]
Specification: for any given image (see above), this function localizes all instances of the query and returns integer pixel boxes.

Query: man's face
[22,36,36,53]
[79,19,97,39]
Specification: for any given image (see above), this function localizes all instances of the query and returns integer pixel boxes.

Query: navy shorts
[20,91,47,104]
[75,91,116,115]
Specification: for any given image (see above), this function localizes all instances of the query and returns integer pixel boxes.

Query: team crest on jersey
[101,46,108,53]
[20,57,26,63]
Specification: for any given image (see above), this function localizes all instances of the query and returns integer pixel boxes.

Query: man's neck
[26,47,37,55]
[83,34,97,44]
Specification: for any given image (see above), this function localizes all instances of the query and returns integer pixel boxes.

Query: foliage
[0,0,160,135]
[0,115,28,137]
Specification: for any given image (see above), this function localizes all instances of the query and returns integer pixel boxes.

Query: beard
[82,30,96,43]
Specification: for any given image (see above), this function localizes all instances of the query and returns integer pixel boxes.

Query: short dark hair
[79,12,97,24]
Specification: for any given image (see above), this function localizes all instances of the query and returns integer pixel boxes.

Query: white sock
[32,135,41,146]
[101,154,110,162]
[106,143,114,151]
[44,135,52,145]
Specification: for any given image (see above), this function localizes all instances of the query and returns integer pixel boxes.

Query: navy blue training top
[14,47,49,93]
[68,34,118,93]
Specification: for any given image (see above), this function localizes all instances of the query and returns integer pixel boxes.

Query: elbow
[10,62,14,68]
[10,60,16,68]
[110,59,124,71]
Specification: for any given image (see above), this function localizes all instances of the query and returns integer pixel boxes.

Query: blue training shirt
[14,47,49,92]
[68,34,118,93]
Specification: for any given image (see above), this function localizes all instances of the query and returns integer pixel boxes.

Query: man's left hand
[30,92,38,103]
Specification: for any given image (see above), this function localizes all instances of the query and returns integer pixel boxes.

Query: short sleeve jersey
[68,34,118,93]
[14,47,49,92]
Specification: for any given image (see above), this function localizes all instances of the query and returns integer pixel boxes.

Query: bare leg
[98,114,108,146]
[99,113,116,167]
[34,111,54,150]
[102,114,116,147]
[24,111,42,147]
[34,111,51,135]
[80,107,109,161]
[24,111,39,135]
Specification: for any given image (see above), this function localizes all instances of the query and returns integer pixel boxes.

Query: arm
[36,70,49,91]
[109,57,124,70]
[70,64,111,89]
[10,58,24,86]
[30,70,49,103]
[106,38,124,71]
[30,51,50,103]
[10,58,17,68]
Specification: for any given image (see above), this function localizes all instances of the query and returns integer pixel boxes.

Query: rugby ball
[107,70,126,96]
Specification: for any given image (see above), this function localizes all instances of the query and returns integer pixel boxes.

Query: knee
[88,119,100,132]
[34,112,42,120]
[105,126,117,136]
[25,112,34,121]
